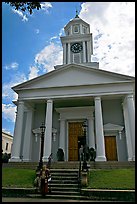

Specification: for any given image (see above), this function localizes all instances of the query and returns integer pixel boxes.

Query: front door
[68,122,84,161]
[104,136,118,161]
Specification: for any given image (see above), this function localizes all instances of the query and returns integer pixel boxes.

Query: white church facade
[10,13,135,163]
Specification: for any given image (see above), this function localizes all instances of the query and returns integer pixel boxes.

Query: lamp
[82,120,88,171]
[38,123,46,170]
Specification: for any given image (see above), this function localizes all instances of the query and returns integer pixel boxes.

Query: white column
[126,94,135,161]
[88,117,95,149]
[87,41,91,62]
[122,101,133,161]
[83,41,86,63]
[43,99,53,162]
[22,109,33,161]
[59,119,66,156]
[68,43,71,64]
[94,96,106,161]
[63,43,66,64]
[10,101,24,162]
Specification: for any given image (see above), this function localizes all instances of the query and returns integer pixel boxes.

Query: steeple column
[63,43,66,64]
[87,41,91,62]
[83,41,86,63]
[68,43,71,64]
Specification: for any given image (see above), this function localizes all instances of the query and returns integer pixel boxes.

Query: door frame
[67,120,84,161]
[56,106,94,161]
[104,135,118,161]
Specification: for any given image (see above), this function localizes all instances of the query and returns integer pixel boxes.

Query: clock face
[71,43,83,53]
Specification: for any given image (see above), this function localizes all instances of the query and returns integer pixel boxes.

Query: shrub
[2,153,11,163]
[57,148,64,161]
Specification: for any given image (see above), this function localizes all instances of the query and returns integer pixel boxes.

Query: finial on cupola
[75,8,79,18]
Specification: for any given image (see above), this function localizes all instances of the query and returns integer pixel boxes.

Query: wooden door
[68,122,83,161]
[104,136,118,161]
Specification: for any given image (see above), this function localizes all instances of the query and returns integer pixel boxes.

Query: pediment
[13,64,134,91]
[103,123,124,131]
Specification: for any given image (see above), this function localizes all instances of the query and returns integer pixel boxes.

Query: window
[5,143,8,151]
[73,25,79,34]
[83,26,87,34]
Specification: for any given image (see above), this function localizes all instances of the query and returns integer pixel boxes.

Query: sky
[2,2,135,136]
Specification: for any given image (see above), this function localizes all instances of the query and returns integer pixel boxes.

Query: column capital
[18,101,24,105]
[126,94,134,100]
[94,96,101,101]
[47,99,53,103]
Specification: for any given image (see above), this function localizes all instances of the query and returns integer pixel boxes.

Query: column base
[128,158,133,161]
[9,157,22,162]
[95,156,106,161]
[132,156,135,161]
[42,156,49,162]
[22,159,31,162]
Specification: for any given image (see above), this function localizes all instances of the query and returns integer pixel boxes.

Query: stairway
[43,169,84,200]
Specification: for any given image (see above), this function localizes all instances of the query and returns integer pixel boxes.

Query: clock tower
[60,12,93,65]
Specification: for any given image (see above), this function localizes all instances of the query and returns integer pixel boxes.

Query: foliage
[87,168,135,190]
[57,148,64,161]
[5,2,41,15]
[2,168,36,188]
[2,153,11,163]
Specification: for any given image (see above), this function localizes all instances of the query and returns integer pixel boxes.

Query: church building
[10,13,135,163]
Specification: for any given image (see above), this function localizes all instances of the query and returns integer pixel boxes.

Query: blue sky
[2,2,135,136]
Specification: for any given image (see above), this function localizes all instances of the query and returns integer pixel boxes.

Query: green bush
[57,148,64,161]
[2,153,11,163]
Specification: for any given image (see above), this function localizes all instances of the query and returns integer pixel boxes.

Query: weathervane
[75,8,79,18]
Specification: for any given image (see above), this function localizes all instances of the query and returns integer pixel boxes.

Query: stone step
[27,193,88,200]
[48,190,80,195]
[48,183,79,188]
[50,179,78,184]
[3,161,135,169]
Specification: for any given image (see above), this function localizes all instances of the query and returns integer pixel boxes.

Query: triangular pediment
[103,123,124,131]
[12,64,134,91]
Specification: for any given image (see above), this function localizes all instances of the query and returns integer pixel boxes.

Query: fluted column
[10,101,24,162]
[43,99,53,162]
[94,96,106,161]
[126,94,135,161]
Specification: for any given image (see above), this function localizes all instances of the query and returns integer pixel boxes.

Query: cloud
[2,103,16,122]
[28,66,39,80]
[80,2,135,76]
[2,73,27,101]
[40,2,52,13]
[12,9,28,22]
[35,42,63,72]
[4,62,19,70]
[2,128,13,136]
[35,29,40,34]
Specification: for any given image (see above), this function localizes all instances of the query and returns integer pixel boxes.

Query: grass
[2,167,135,190]
[87,168,135,190]
[2,168,36,188]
